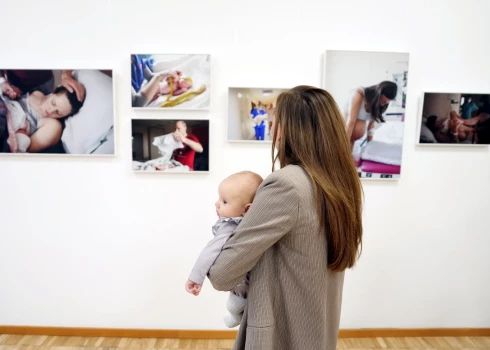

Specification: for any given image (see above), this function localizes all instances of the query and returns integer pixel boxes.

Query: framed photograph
[417,92,490,146]
[323,50,410,180]
[130,54,210,110]
[131,119,209,173]
[0,69,115,155]
[227,87,288,142]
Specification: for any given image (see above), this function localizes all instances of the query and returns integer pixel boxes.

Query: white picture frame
[0,68,116,157]
[416,91,490,147]
[130,54,211,111]
[322,49,410,180]
[131,118,210,174]
[226,86,289,143]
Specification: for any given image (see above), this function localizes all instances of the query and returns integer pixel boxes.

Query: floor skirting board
[0,326,489,339]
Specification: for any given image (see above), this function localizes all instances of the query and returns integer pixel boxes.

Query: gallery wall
[1,0,490,330]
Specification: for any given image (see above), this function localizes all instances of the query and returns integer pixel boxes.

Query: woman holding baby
[205,86,363,350]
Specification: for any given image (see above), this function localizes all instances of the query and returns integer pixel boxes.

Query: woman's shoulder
[262,165,310,192]
[27,91,44,102]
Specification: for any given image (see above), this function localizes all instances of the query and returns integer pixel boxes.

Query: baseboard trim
[0,326,489,339]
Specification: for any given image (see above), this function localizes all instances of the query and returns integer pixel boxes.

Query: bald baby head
[215,171,264,218]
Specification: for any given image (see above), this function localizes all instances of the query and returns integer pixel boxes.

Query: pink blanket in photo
[360,160,401,175]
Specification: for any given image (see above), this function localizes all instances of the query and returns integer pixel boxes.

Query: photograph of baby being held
[0,68,115,155]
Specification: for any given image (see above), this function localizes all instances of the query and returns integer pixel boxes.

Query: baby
[185,171,263,328]
[150,73,193,103]
[159,75,193,96]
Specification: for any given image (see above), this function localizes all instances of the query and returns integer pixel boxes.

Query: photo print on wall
[418,93,490,145]
[227,87,289,142]
[323,50,410,179]
[131,54,210,110]
[132,119,209,172]
[0,69,115,155]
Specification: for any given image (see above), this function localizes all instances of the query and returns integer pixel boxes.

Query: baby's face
[215,179,248,218]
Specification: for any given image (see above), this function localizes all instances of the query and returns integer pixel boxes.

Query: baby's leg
[223,292,247,328]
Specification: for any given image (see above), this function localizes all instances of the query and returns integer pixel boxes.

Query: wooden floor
[0,335,489,349]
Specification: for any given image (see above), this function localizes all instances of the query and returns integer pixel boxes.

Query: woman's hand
[185,280,202,296]
[61,71,85,102]
[1,82,21,99]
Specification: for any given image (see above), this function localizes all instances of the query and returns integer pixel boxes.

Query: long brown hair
[272,86,363,272]
[363,81,398,123]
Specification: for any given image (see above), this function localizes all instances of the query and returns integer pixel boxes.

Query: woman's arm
[27,118,62,153]
[367,119,376,142]
[345,91,363,140]
[207,172,299,291]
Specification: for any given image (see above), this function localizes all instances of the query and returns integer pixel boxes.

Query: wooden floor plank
[0,334,489,349]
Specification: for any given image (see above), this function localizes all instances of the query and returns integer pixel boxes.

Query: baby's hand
[185,280,202,296]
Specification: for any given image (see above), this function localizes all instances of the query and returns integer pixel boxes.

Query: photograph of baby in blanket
[0,69,115,155]
[131,119,209,172]
[419,93,490,145]
[131,54,210,109]
[323,50,410,179]
[185,171,263,328]
[227,88,287,142]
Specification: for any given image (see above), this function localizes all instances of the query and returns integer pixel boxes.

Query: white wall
[1,0,489,330]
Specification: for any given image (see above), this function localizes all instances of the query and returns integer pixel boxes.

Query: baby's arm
[187,220,239,295]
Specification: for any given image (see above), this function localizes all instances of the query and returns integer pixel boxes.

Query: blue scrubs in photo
[251,108,266,140]
[131,55,155,92]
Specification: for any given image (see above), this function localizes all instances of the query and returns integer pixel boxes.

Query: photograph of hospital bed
[131,119,209,173]
[131,54,210,110]
[0,69,115,155]
[227,87,288,142]
[323,50,409,179]
[418,92,490,145]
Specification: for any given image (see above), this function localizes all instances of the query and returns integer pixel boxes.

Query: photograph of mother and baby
[0,69,115,155]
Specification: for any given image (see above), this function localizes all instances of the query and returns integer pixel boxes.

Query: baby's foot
[223,315,240,328]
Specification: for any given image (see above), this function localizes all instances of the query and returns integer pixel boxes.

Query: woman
[207,86,363,349]
[1,85,83,153]
[344,80,398,149]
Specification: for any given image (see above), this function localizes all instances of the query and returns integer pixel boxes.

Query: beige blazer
[208,164,345,350]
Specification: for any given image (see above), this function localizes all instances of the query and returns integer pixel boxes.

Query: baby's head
[215,171,263,218]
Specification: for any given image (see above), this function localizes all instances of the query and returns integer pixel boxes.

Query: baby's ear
[243,203,252,214]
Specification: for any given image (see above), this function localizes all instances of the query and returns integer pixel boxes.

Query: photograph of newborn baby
[131,54,211,110]
[0,69,115,155]
[227,87,288,142]
[131,119,209,172]
[418,92,490,145]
